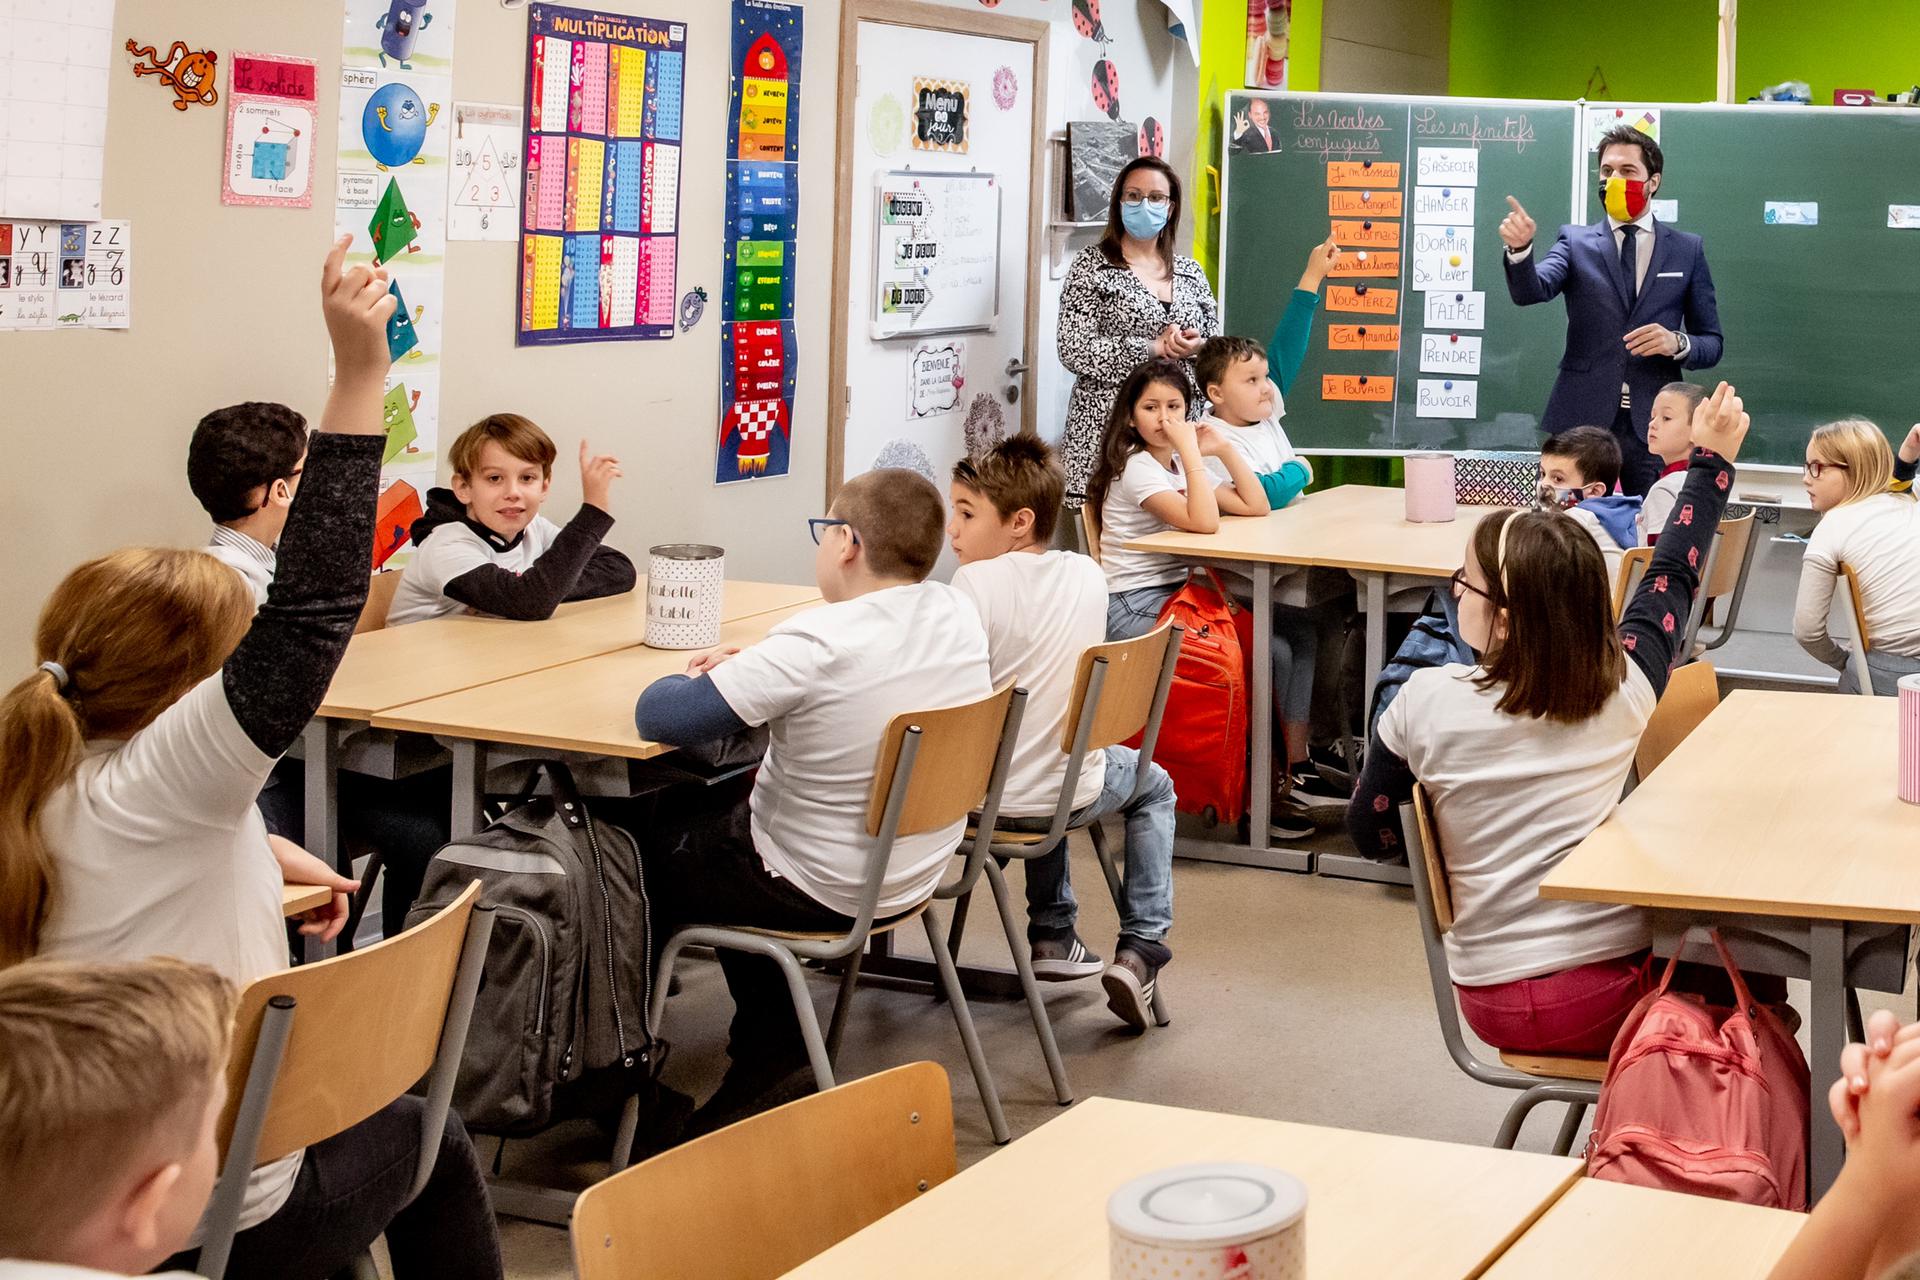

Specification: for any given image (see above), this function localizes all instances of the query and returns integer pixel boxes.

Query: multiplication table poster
[516,5,686,346]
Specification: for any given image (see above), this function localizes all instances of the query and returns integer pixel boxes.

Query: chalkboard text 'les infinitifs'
[1413,108,1539,153]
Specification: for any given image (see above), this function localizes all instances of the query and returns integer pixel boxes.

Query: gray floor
[465,818,1902,1278]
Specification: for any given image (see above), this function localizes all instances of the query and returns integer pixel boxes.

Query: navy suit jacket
[1503,219,1723,441]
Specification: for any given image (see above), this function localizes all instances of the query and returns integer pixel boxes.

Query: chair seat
[964,825,1054,847]
[710,899,931,943]
[1498,1050,1608,1083]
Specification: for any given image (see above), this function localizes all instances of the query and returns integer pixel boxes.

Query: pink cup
[1405,452,1457,523]
[1900,674,1920,804]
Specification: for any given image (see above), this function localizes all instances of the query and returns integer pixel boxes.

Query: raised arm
[1616,383,1748,697]
[1501,199,1572,306]
[1268,231,1337,395]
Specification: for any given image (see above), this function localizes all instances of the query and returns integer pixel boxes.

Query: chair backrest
[1842,562,1872,654]
[1081,503,1102,564]
[572,1061,956,1280]
[1703,513,1754,600]
[355,568,404,634]
[867,683,1018,839]
[1612,546,1652,619]
[1636,661,1719,779]
[1408,784,1454,934]
[1061,624,1178,753]
[219,880,480,1164]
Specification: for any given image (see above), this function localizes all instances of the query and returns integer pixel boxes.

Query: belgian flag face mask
[1600,174,1652,222]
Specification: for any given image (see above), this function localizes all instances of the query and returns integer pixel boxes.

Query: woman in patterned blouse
[1056,156,1219,511]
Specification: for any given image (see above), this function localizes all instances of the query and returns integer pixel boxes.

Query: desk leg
[450,740,486,839]
[301,720,343,964]
[1249,562,1275,854]
[1358,570,1388,710]
[1811,920,1846,1201]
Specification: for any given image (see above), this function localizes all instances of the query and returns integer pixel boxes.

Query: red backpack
[1130,569,1254,825]
[1586,931,1810,1210]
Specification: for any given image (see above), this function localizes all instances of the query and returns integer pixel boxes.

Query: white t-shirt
[1796,492,1920,667]
[1100,451,1197,595]
[951,551,1108,818]
[1201,411,1299,479]
[35,675,301,1232]
[707,583,993,916]
[1378,662,1655,987]
[386,513,565,626]
[0,1264,199,1280]
[1640,469,1687,543]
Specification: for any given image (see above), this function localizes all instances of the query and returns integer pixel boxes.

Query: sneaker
[1030,932,1104,981]
[1268,810,1315,841]
[1285,767,1349,805]
[685,1058,816,1140]
[1101,943,1168,1031]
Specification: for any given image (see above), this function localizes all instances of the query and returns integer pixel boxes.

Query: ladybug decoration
[1071,0,1109,44]
[1138,116,1165,157]
[1091,58,1121,120]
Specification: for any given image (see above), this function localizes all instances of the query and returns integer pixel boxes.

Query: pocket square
[1656,271,1685,278]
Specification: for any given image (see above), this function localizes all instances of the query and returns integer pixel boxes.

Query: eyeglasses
[1804,460,1850,479]
[1119,192,1171,208]
[1449,567,1492,602]
[808,517,859,546]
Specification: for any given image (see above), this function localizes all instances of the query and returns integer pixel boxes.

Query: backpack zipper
[576,802,638,1070]
[1589,1123,1787,1205]
[489,905,552,1035]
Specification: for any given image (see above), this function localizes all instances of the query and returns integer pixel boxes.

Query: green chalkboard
[1219,93,1579,453]
[1587,105,1920,470]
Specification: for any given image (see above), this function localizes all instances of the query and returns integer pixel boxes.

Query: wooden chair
[1842,562,1877,695]
[646,686,1029,1144]
[198,881,492,1280]
[1400,787,1603,1157]
[1636,661,1720,779]
[355,567,404,633]
[573,1062,954,1280]
[1081,504,1102,564]
[1691,510,1759,656]
[1612,546,1652,619]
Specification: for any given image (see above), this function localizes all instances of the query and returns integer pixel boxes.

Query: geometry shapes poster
[715,0,801,484]
[516,5,687,346]
[223,52,318,208]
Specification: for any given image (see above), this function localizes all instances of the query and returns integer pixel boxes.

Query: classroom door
[828,1,1048,510]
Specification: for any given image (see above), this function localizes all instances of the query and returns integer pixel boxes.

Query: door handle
[1005,357,1031,378]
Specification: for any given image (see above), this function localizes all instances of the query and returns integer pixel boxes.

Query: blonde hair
[449,412,557,479]
[0,549,253,968]
[1810,418,1897,507]
[0,956,236,1256]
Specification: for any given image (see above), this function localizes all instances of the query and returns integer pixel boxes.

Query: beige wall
[1321,0,1451,94]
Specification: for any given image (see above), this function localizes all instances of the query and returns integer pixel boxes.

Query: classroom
[10,0,1920,1277]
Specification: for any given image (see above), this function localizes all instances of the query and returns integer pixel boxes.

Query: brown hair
[1097,156,1182,273]
[1540,425,1622,492]
[1656,380,1707,418]
[0,956,236,1256]
[1195,335,1266,397]
[952,435,1064,545]
[1469,509,1626,723]
[833,469,947,582]
[1085,358,1191,520]
[0,549,253,969]
[449,413,558,480]
[1597,124,1663,177]
[1810,418,1898,506]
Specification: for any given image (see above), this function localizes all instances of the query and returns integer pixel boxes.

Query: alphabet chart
[517,5,687,346]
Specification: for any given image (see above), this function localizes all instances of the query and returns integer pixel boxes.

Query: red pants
[1455,950,1654,1056]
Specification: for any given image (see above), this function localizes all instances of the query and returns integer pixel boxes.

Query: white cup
[1108,1162,1307,1279]
[645,544,724,650]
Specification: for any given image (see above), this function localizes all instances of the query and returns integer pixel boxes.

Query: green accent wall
[1447,0,1717,101]
[1736,0,1920,103]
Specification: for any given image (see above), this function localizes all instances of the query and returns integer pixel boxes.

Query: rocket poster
[715,0,802,484]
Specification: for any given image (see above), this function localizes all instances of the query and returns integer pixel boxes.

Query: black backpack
[404,761,657,1136]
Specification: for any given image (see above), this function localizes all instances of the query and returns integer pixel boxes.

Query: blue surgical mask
[1121,200,1170,240]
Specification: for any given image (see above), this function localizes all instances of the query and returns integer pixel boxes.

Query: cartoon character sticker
[376,0,434,69]
[1091,59,1121,121]
[126,39,219,110]
[362,82,441,169]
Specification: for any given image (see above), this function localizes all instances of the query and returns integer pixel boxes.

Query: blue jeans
[1107,583,1179,641]
[1105,585,1318,724]
[1004,746,1175,945]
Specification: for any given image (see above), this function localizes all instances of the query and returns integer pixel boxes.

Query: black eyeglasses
[808,517,859,546]
[1450,567,1492,602]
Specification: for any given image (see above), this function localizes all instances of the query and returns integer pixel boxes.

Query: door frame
[826,0,1050,505]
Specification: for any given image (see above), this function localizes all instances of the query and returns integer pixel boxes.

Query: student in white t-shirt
[1346,382,1751,1056]
[1089,357,1270,638]
[946,436,1178,1030]
[1797,418,1920,694]
[0,241,501,1280]
[635,468,993,1127]
[0,958,234,1280]
[1639,381,1706,543]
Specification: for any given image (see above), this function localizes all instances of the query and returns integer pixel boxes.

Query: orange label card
[1322,374,1394,402]
[1331,218,1400,249]
[1328,324,1400,351]
[1326,160,1400,187]
[1326,284,1398,315]
[1329,189,1403,216]
[1328,251,1399,278]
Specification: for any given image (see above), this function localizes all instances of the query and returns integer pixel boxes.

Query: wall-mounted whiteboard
[869,169,1001,339]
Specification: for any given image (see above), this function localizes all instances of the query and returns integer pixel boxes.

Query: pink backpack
[1587,931,1810,1210]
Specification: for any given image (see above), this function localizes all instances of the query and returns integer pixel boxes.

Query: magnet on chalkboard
[1446,227,1454,236]
[1444,381,1454,390]
[1362,160,1372,168]
[1359,375,1369,384]
[1454,293,1463,302]
[1362,220,1372,229]
[1356,285,1368,295]
[1442,188,1451,197]
[1357,251,1368,261]
[1450,333,1458,343]
[1357,327,1366,336]
[1361,191,1372,202]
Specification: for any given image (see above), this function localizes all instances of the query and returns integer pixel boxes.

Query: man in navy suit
[1500,126,1723,495]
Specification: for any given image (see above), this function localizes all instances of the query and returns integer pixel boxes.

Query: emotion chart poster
[516,5,688,346]
[715,0,802,484]
[335,0,457,565]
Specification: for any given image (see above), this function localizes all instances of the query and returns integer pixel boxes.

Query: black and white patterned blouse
[1055,244,1219,507]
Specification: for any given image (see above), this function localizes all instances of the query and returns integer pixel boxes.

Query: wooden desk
[1125,486,1490,875]
[372,603,819,835]
[282,883,331,917]
[1483,1178,1803,1279]
[1544,690,1920,1196]
[784,1097,1583,1279]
